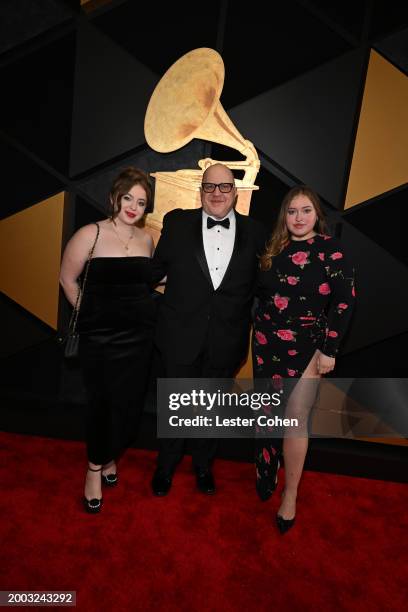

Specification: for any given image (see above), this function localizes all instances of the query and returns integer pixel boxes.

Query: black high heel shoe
[102,461,118,487]
[83,466,103,514]
[102,472,118,487]
[276,514,296,534]
[276,490,296,533]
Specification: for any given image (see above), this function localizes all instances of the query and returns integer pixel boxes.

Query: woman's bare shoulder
[67,222,103,250]
[77,221,107,238]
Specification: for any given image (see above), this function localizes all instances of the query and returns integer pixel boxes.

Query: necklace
[112,223,136,254]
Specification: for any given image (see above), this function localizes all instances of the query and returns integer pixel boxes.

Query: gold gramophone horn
[143,47,259,237]
[144,47,257,164]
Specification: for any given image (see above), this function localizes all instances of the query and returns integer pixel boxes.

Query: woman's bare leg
[277,350,321,520]
[84,461,102,500]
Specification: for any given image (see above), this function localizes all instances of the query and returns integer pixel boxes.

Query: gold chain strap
[68,222,100,333]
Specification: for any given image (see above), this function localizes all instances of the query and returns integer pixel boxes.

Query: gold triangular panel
[0,193,65,329]
[345,50,408,210]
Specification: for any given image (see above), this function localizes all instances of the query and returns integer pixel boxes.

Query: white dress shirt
[202,209,236,290]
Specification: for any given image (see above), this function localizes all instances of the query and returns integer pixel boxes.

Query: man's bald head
[202,163,235,184]
[200,164,237,219]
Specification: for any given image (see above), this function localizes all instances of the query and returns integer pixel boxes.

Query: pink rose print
[263,313,271,320]
[338,303,348,310]
[291,251,309,266]
[277,329,295,341]
[330,252,343,260]
[288,349,298,356]
[307,238,315,244]
[322,235,331,240]
[319,283,331,295]
[272,374,283,391]
[256,355,264,365]
[328,330,338,338]
[263,403,272,416]
[262,448,271,464]
[255,331,267,345]
[318,252,325,261]
[352,286,356,297]
[287,369,296,377]
[274,295,289,311]
[287,276,299,285]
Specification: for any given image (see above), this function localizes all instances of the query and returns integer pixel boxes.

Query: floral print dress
[252,234,355,499]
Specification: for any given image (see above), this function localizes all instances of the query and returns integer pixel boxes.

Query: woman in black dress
[253,186,355,533]
[60,167,156,513]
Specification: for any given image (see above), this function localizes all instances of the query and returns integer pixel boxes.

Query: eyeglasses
[201,182,234,193]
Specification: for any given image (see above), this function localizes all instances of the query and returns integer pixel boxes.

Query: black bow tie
[207,217,230,230]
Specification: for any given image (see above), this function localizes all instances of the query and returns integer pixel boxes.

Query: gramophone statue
[144,48,260,239]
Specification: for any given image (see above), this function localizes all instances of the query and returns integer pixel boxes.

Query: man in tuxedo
[151,163,267,495]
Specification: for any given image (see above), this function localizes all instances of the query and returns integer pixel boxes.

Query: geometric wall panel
[339,220,408,354]
[246,161,291,231]
[222,1,352,108]
[0,31,76,174]
[0,140,64,221]
[69,20,158,176]
[90,0,219,78]
[0,0,72,55]
[0,193,65,329]
[0,293,54,359]
[345,50,408,209]
[375,27,408,75]
[230,49,367,209]
[304,1,366,40]
[0,0,406,459]
[370,3,408,41]
[344,185,407,266]
[335,330,408,378]
[76,141,206,214]
[74,195,106,232]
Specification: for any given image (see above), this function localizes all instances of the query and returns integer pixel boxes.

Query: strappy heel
[102,461,118,487]
[83,465,103,514]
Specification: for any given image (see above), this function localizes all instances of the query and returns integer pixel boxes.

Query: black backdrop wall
[0,0,407,477]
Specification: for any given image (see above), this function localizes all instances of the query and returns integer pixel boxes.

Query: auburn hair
[109,167,153,219]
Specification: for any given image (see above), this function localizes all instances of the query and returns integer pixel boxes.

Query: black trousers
[157,350,237,474]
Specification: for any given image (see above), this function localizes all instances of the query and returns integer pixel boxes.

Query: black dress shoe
[276,514,296,534]
[152,470,172,496]
[195,468,216,494]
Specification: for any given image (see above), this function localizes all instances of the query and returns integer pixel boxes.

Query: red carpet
[0,431,407,612]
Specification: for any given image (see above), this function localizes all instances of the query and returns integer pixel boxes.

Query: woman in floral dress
[253,185,355,533]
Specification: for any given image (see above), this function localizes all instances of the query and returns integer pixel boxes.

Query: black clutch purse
[64,332,80,359]
[61,223,100,360]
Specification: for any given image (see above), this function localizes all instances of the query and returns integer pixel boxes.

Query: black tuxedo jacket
[152,208,268,368]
